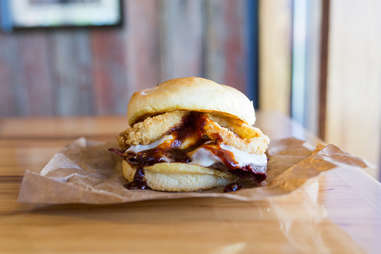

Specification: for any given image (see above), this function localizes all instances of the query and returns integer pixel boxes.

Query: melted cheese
[189,145,267,170]
[220,144,267,167]
[189,148,221,167]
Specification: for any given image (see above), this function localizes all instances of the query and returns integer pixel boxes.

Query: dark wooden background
[0,0,249,117]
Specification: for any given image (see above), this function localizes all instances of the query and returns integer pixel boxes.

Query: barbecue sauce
[168,111,209,150]
[119,112,208,189]
[110,111,267,191]
[124,168,148,190]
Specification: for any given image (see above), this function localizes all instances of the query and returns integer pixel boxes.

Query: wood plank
[159,0,204,80]
[51,31,95,116]
[0,34,39,117]
[205,0,247,93]
[91,30,128,115]
[325,0,381,178]
[0,116,129,138]
[319,168,381,251]
[0,140,68,175]
[0,191,369,254]
[259,0,292,114]
[0,34,16,117]
[317,0,330,139]
[11,36,30,117]
[126,0,161,92]
[16,33,54,116]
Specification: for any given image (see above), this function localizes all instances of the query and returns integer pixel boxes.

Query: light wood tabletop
[0,112,380,254]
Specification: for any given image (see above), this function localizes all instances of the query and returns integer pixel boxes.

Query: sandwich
[110,77,270,192]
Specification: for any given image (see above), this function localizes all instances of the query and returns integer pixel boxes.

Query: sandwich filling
[112,111,270,190]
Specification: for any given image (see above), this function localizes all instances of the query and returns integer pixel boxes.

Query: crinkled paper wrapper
[17,137,368,205]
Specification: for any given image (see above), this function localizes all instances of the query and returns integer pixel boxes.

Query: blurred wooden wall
[0,0,249,117]
[259,0,292,115]
[325,0,381,174]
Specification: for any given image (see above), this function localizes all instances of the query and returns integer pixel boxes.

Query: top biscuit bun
[127,77,255,126]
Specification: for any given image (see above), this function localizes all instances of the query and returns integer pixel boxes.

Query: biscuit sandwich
[110,77,270,192]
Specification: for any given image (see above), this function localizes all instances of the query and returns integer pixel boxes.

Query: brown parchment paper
[17,137,368,204]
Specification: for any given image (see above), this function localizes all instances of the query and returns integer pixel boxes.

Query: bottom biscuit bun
[121,160,237,192]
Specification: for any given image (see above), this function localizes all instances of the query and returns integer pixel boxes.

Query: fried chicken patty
[118,111,187,148]
[118,111,269,154]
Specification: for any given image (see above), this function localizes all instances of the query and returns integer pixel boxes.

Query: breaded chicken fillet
[118,111,269,154]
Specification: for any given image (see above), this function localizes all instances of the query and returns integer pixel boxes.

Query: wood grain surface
[259,0,292,115]
[326,0,381,173]
[205,0,247,94]
[159,0,204,79]
[125,0,161,94]
[0,112,380,253]
[53,31,95,116]
[0,0,251,117]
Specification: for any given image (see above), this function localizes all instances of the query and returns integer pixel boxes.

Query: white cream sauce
[126,135,173,153]
[189,148,221,167]
[189,145,267,169]
[220,144,268,167]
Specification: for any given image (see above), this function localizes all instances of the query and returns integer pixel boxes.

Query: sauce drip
[168,111,209,149]
[124,168,148,190]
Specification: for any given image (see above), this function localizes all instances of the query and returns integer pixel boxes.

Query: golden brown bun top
[127,77,255,126]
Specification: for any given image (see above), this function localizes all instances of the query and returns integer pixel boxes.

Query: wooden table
[0,112,380,254]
